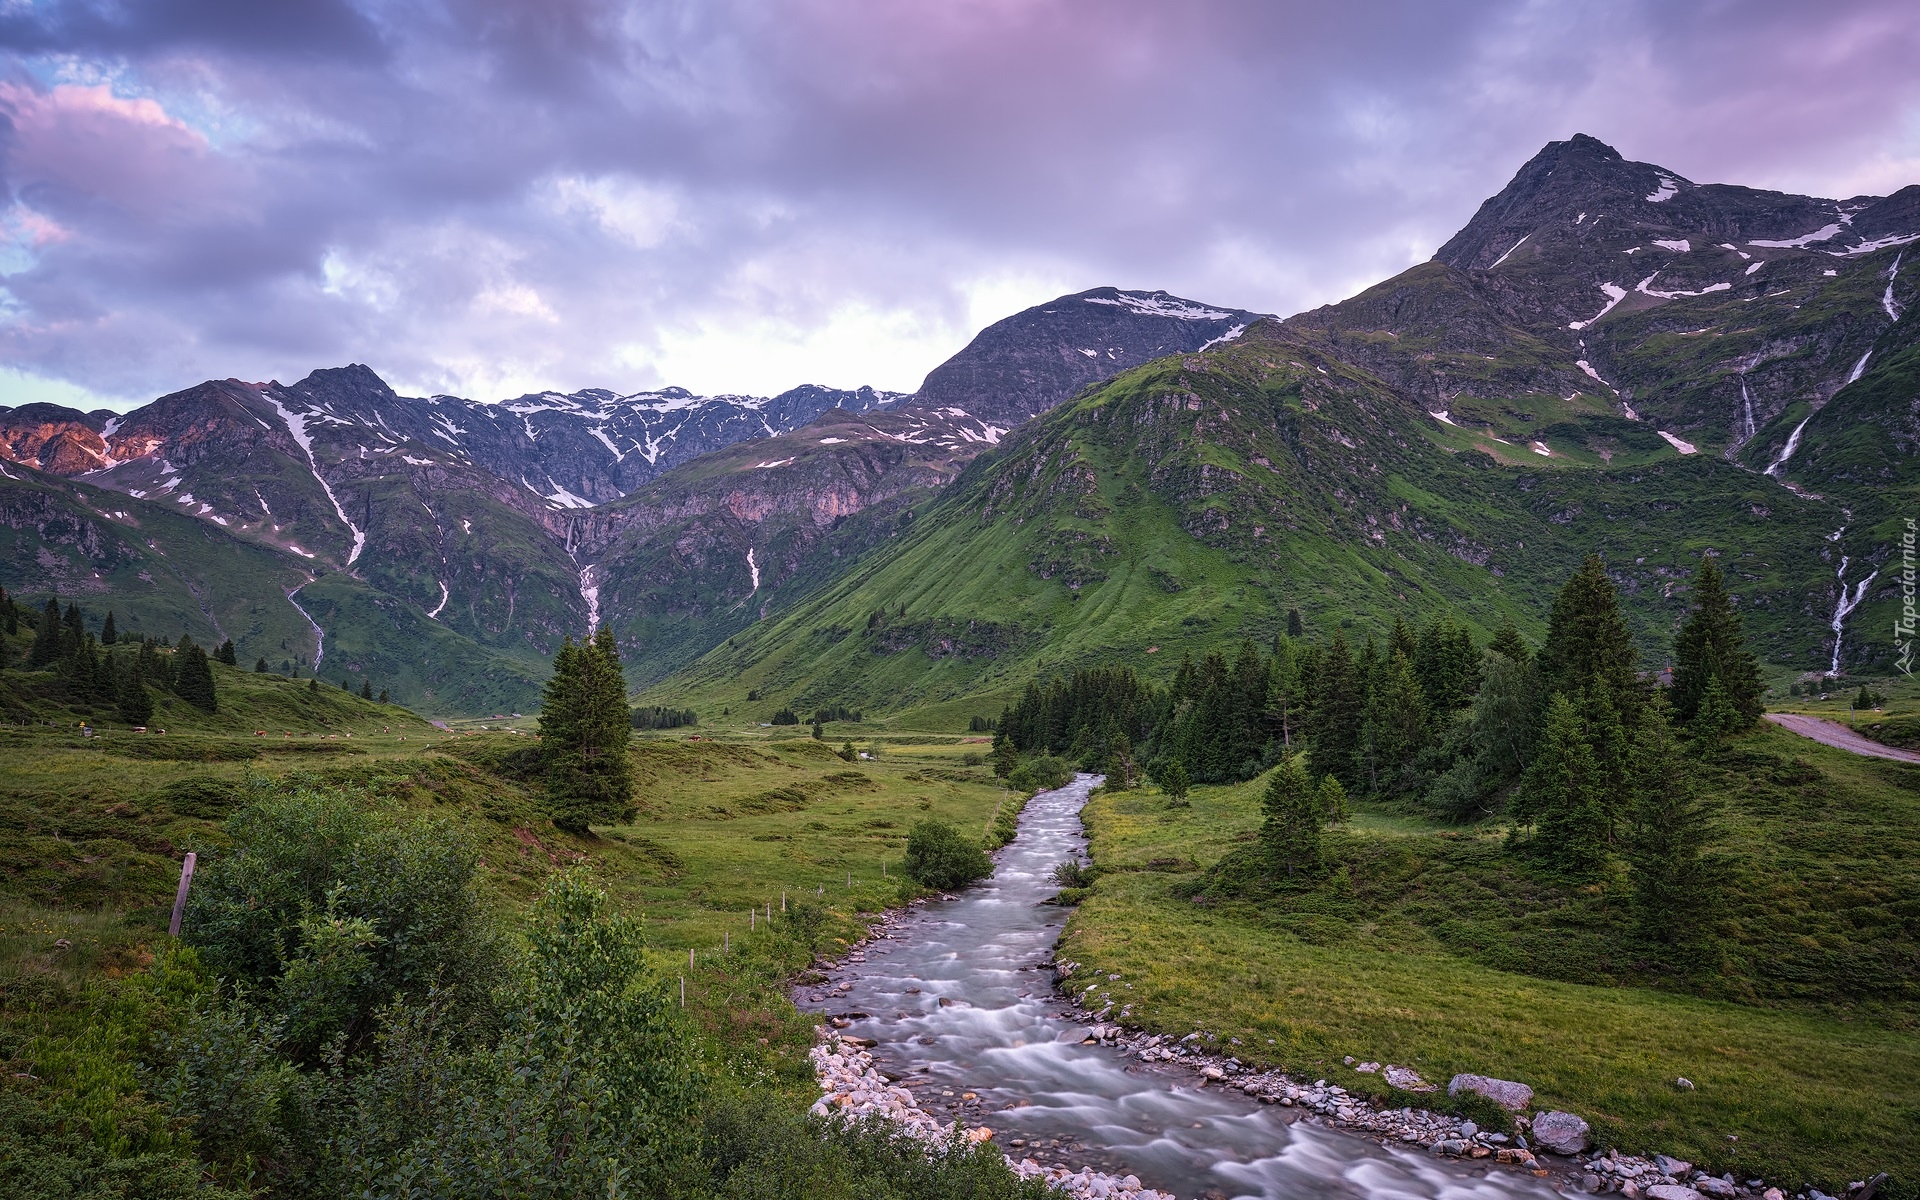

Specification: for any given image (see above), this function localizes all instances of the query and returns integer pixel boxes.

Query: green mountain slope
[647,319,1845,720]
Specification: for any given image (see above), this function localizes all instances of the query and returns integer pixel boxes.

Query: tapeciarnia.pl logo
[1898,517,1916,676]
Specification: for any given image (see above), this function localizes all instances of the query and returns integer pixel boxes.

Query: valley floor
[1062,725,1920,1192]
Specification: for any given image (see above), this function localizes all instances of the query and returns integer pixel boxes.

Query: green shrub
[903,821,993,891]
[182,785,502,1060]
[1007,755,1071,793]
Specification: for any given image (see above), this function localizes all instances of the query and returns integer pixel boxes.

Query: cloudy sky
[2,0,1917,409]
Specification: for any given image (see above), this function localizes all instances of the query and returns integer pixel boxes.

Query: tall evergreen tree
[255,657,270,673]
[1261,757,1324,881]
[1361,650,1427,794]
[1268,635,1302,749]
[215,638,237,666]
[173,636,218,712]
[1625,693,1720,949]
[540,628,636,835]
[1512,693,1608,877]
[1286,607,1304,639]
[1538,556,1642,721]
[1160,760,1189,804]
[117,657,153,725]
[1388,616,1417,663]
[1670,556,1762,726]
[1488,619,1531,666]
[28,598,62,669]
[101,611,117,645]
[1311,631,1363,791]
[361,678,374,700]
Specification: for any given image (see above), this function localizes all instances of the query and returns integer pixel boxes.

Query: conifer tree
[308,677,320,693]
[1513,693,1608,877]
[1316,775,1350,826]
[1362,650,1427,794]
[379,688,389,704]
[28,598,61,669]
[216,639,237,666]
[360,678,373,700]
[1692,674,1744,743]
[1268,635,1302,749]
[1161,760,1189,804]
[1287,607,1304,638]
[1388,616,1417,663]
[1312,631,1363,790]
[1261,757,1324,881]
[1626,693,1720,949]
[1538,556,1642,720]
[255,657,269,673]
[117,658,153,725]
[173,636,218,712]
[101,611,117,645]
[62,603,83,658]
[1488,619,1531,666]
[540,628,636,834]
[1670,556,1762,727]
[991,731,1017,778]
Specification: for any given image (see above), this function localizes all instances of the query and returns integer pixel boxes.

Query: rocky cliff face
[914,287,1269,426]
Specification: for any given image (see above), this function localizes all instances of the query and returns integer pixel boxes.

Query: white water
[580,563,601,634]
[1884,252,1904,321]
[746,547,761,591]
[264,393,366,566]
[1829,559,1879,674]
[800,777,1563,1200]
[1846,350,1872,384]
[427,580,450,620]
[1736,377,1757,450]
[1765,415,1813,477]
[287,585,326,674]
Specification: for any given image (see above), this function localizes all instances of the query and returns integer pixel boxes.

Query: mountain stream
[795,775,1566,1200]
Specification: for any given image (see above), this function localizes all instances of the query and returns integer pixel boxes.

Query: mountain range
[2,136,1912,718]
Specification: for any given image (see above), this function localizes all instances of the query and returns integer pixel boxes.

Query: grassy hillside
[646,321,1846,722]
[1061,721,1920,1192]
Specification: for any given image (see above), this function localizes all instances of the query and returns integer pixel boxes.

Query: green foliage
[1671,556,1763,726]
[631,703,699,730]
[1626,695,1722,951]
[539,629,636,834]
[1160,759,1189,803]
[770,707,800,725]
[1538,554,1644,721]
[182,785,502,1060]
[214,639,237,667]
[902,820,993,891]
[171,636,217,714]
[1512,693,1609,878]
[1006,754,1071,794]
[1260,757,1324,881]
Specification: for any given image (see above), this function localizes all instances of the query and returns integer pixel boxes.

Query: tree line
[2,589,401,717]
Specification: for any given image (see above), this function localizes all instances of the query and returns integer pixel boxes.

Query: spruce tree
[1488,619,1531,666]
[1316,775,1350,826]
[1692,674,1744,743]
[1287,607,1304,639]
[1538,556,1642,720]
[378,688,389,704]
[541,629,636,834]
[1268,635,1302,749]
[62,604,83,658]
[360,678,373,700]
[1161,760,1189,804]
[1362,650,1427,795]
[1670,556,1762,727]
[28,598,61,669]
[1626,693,1720,949]
[1313,631,1364,791]
[308,677,320,693]
[101,611,117,645]
[216,639,237,666]
[255,657,269,673]
[173,636,218,712]
[1513,693,1608,877]
[1261,757,1324,881]
[990,731,1017,778]
[117,659,153,725]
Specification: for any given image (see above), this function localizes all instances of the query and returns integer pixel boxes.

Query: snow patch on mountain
[1658,431,1698,455]
[1568,283,1627,330]
[1083,293,1231,320]
[264,392,366,566]
[1751,223,1843,248]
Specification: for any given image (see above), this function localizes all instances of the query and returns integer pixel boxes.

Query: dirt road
[1764,712,1920,764]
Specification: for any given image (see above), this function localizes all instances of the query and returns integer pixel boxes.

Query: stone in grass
[1448,1073,1535,1110]
[1383,1065,1433,1091]
[1530,1110,1591,1155]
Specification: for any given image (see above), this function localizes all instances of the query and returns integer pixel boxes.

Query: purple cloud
[1,0,1916,407]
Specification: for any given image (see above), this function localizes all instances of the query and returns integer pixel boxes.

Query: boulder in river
[1531,1110,1592,1155]
[1448,1073,1534,1110]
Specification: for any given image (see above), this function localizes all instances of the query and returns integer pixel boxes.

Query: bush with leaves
[182,784,502,1061]
[903,820,994,891]
[1006,754,1072,794]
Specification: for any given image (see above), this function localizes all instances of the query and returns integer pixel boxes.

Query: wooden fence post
[168,852,197,937]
